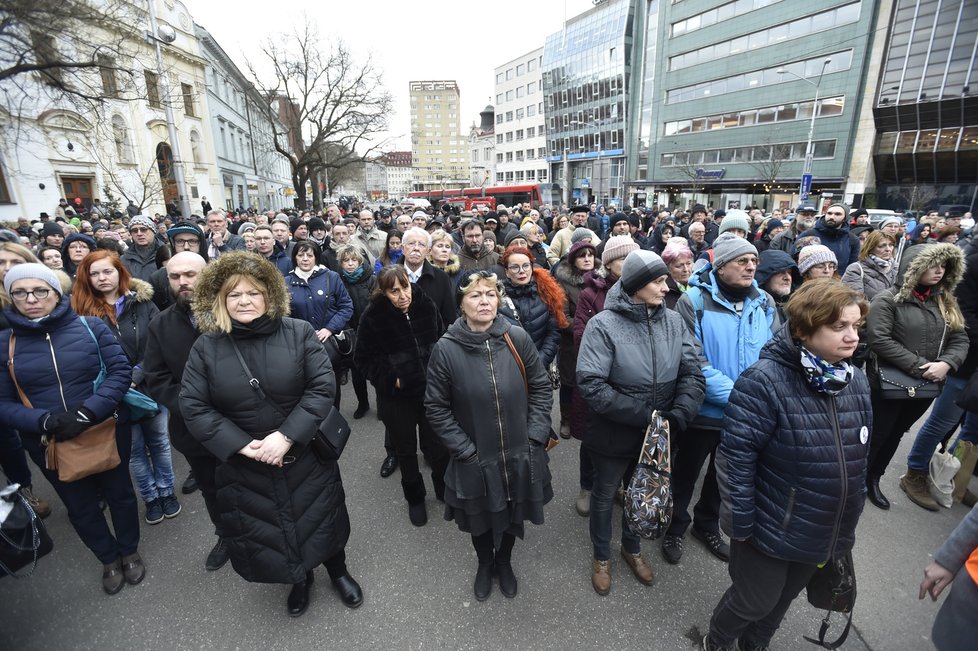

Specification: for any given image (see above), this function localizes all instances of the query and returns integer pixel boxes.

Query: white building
[0,0,219,221]
[492,49,548,187]
[383,151,413,200]
[364,158,388,200]
[196,26,293,212]
[469,105,495,187]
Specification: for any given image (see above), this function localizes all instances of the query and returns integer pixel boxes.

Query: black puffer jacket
[717,326,872,563]
[339,262,376,329]
[180,317,348,584]
[499,276,561,366]
[425,317,553,524]
[354,287,443,404]
[101,279,158,388]
[576,281,706,459]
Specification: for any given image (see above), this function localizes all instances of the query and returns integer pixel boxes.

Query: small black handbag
[804,552,856,650]
[0,485,54,578]
[324,329,357,372]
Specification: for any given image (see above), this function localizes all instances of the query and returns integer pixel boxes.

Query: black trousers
[867,390,934,478]
[472,530,516,564]
[184,452,222,537]
[24,425,140,565]
[351,366,369,408]
[708,540,818,649]
[666,426,721,537]
[0,427,32,487]
[382,396,448,502]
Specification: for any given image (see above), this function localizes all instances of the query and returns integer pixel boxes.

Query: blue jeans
[588,451,639,560]
[907,376,978,471]
[129,406,175,502]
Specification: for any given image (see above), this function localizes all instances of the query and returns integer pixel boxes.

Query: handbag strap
[804,610,852,650]
[77,316,107,380]
[502,332,528,395]
[639,412,671,473]
[6,335,32,409]
[229,337,288,418]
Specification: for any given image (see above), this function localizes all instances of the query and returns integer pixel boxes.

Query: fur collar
[191,252,291,334]
[894,243,965,302]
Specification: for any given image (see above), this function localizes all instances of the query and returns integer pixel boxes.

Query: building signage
[695,168,726,179]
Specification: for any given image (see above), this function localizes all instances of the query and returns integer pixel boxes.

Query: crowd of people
[1,196,977,650]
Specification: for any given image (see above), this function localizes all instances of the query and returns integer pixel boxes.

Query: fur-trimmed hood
[552,257,589,289]
[894,243,965,301]
[192,251,291,334]
[430,254,461,276]
[128,278,155,303]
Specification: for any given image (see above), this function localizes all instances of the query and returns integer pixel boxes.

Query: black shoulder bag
[804,551,856,650]
[229,337,350,463]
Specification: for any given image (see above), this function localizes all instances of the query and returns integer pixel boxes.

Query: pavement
[1,391,973,651]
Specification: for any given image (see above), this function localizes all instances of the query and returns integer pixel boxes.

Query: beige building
[409,80,469,190]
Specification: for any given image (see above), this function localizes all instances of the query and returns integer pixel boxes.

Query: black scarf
[715,274,753,302]
[230,314,280,339]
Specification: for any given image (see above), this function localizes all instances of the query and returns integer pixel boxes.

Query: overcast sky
[185,0,597,151]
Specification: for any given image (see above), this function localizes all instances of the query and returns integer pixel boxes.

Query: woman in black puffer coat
[354,265,448,527]
[336,245,376,419]
[707,280,872,651]
[497,246,566,367]
[180,252,360,617]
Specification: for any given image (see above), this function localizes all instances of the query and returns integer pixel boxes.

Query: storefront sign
[695,168,726,180]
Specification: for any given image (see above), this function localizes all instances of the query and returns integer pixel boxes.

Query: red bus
[408,183,560,211]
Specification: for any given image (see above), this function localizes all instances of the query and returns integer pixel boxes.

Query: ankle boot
[559,403,571,439]
[287,571,314,617]
[402,477,428,526]
[900,468,940,511]
[495,556,517,598]
[867,476,890,510]
[473,561,493,601]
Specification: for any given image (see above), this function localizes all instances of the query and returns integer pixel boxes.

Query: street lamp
[777,58,831,203]
[145,0,192,220]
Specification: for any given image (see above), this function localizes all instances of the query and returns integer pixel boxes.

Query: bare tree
[749,140,791,211]
[247,20,392,210]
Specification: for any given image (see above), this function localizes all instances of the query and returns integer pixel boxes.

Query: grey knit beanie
[4,263,63,298]
[712,232,758,269]
[620,250,668,295]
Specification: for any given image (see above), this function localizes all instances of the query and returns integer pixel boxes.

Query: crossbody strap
[502,332,527,395]
[503,296,521,324]
[228,337,288,418]
[6,335,32,409]
[77,316,107,378]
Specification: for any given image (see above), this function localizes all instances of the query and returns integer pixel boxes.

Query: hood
[603,277,665,323]
[894,243,965,299]
[191,251,291,334]
[759,324,804,372]
[755,250,801,288]
[128,278,155,303]
[582,267,613,292]
[430,254,461,275]
[61,232,96,256]
[442,314,512,351]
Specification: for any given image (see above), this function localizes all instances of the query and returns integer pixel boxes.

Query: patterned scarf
[800,345,854,396]
[869,255,892,270]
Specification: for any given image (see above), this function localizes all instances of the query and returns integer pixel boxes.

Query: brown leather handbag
[8,335,119,482]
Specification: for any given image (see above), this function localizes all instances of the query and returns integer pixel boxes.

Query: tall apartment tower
[493,48,548,188]
[409,80,469,190]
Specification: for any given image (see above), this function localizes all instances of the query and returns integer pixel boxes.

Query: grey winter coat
[867,243,969,386]
[577,281,706,459]
[425,317,553,539]
[841,257,897,301]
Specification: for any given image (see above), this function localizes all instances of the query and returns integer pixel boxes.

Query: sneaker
[144,498,164,525]
[661,534,684,564]
[19,485,51,519]
[702,634,733,651]
[692,527,730,562]
[205,538,229,571]
[160,494,182,519]
[575,489,591,517]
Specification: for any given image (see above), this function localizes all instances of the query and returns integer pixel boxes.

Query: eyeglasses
[173,238,198,248]
[130,227,151,234]
[507,263,532,273]
[10,288,51,301]
[730,256,758,267]
[811,262,838,271]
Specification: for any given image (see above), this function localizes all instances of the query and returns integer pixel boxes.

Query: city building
[408,80,469,190]
[493,49,548,189]
[469,105,495,187]
[0,0,219,221]
[628,0,880,213]
[870,0,977,214]
[543,0,633,207]
[383,151,413,200]
[196,25,294,212]
[364,157,388,200]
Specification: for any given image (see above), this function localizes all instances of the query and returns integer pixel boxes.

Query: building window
[496,134,504,144]
[496,172,505,182]
[527,127,535,138]
[182,83,196,117]
[515,171,524,181]
[0,161,11,203]
[516,63,525,77]
[506,90,514,101]
[496,153,504,163]
[516,129,524,141]
[496,93,503,104]
[527,58,537,72]
[527,104,536,117]
[539,168,547,180]
[111,115,133,163]
[144,70,162,108]
[30,31,63,85]
[506,111,514,122]
[527,81,536,94]
[516,108,525,120]
[99,55,118,98]
[496,73,504,84]
[672,0,784,37]
[663,96,845,136]
[506,152,514,162]
[506,68,514,80]
[516,86,525,98]
[516,151,524,161]
[506,132,514,142]
[527,170,535,180]
[660,139,837,166]
[496,114,504,125]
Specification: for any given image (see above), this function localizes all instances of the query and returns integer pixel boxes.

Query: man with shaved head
[142,252,229,573]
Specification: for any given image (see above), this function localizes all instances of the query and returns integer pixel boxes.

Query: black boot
[495,534,517,598]
[472,532,494,601]
[867,476,890,510]
[287,571,314,617]
[403,477,428,526]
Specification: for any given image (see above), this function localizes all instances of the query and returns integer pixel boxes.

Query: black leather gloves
[42,406,96,441]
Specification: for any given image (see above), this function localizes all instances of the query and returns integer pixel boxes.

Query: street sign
[801,173,812,196]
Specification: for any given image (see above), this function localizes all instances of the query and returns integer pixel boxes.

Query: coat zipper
[827,396,847,556]
[487,340,511,499]
[647,310,657,407]
[46,333,69,411]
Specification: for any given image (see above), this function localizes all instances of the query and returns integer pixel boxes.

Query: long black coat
[180,317,349,584]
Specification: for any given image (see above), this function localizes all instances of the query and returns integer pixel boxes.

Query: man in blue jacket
[797,204,860,269]
[664,233,780,565]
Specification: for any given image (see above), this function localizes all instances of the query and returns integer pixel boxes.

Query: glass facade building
[872,0,978,214]
[542,0,635,206]
[629,0,879,212]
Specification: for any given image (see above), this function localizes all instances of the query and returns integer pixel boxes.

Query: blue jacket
[286,266,354,334]
[0,297,132,434]
[798,217,860,270]
[266,244,293,276]
[675,264,779,427]
[716,326,872,563]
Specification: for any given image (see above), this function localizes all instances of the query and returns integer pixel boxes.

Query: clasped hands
[238,431,292,467]
[919,361,951,382]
